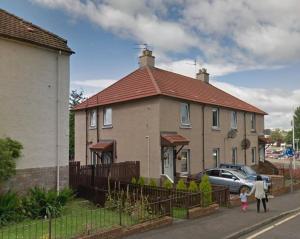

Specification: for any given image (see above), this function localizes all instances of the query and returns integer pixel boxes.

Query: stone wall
[0,166,69,194]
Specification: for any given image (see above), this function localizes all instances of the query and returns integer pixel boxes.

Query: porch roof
[258,136,271,144]
[161,134,189,146]
[89,140,114,151]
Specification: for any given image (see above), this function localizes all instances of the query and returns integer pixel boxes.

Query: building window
[212,108,220,128]
[103,107,112,126]
[90,110,97,127]
[232,147,237,165]
[181,149,190,173]
[180,103,190,126]
[90,151,98,165]
[231,111,237,129]
[251,113,256,131]
[213,148,220,168]
[252,147,256,163]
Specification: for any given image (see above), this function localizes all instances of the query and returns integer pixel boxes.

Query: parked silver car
[203,168,254,193]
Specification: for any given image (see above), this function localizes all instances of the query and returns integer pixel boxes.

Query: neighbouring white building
[0,9,74,192]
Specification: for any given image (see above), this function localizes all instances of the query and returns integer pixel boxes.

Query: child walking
[240,188,249,212]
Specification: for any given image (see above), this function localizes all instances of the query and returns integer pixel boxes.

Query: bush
[176,179,187,190]
[149,178,157,187]
[0,191,24,226]
[22,187,73,219]
[163,179,173,189]
[199,175,212,207]
[188,181,199,192]
[137,177,145,186]
[0,138,23,183]
[131,177,137,185]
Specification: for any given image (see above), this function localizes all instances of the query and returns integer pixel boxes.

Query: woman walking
[248,175,267,213]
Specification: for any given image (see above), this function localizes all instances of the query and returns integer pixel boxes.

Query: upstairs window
[180,103,190,126]
[251,113,256,131]
[231,111,237,129]
[232,147,237,165]
[90,110,97,127]
[103,107,112,126]
[212,108,220,128]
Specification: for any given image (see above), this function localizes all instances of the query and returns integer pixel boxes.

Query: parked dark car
[219,163,271,190]
[196,168,254,193]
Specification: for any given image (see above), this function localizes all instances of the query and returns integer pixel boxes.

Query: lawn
[0,199,137,239]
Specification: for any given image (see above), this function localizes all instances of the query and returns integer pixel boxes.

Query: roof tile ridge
[0,8,68,43]
[146,66,161,94]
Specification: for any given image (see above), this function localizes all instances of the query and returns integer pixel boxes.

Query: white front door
[164,147,174,181]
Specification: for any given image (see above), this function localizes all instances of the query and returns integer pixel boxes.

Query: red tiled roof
[0,8,73,54]
[89,140,114,151]
[161,134,190,146]
[74,66,267,115]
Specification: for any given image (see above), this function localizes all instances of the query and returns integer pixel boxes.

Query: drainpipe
[56,50,62,193]
[85,109,88,165]
[202,105,205,171]
[244,112,247,165]
[145,136,150,180]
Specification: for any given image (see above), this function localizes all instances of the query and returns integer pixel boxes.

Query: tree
[69,90,85,160]
[293,107,300,148]
[270,129,284,147]
[0,137,23,183]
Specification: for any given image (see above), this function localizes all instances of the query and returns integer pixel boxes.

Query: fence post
[169,198,173,217]
[119,201,122,226]
[48,215,52,239]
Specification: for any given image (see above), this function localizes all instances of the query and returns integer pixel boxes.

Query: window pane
[213,148,219,167]
[251,113,256,130]
[232,147,237,164]
[212,108,219,127]
[180,103,190,125]
[252,147,256,163]
[231,111,237,129]
[104,108,112,126]
[181,151,188,172]
[90,110,97,127]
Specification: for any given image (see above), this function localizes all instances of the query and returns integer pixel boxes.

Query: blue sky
[1,0,300,129]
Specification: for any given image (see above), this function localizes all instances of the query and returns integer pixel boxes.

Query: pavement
[124,190,300,239]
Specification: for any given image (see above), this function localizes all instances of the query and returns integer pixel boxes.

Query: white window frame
[252,147,256,163]
[232,147,237,165]
[90,110,97,128]
[213,148,220,168]
[251,113,256,131]
[103,107,112,127]
[180,149,190,174]
[91,151,97,165]
[212,108,220,128]
[231,111,237,129]
[180,103,190,126]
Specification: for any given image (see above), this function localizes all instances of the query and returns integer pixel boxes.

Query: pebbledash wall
[0,38,70,193]
[75,95,264,179]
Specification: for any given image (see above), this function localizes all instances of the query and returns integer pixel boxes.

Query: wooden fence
[69,161,140,189]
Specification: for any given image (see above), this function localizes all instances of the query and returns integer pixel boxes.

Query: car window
[206,170,220,177]
[243,166,256,175]
[221,170,234,179]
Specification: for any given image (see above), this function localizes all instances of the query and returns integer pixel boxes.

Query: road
[124,191,300,239]
[241,211,300,239]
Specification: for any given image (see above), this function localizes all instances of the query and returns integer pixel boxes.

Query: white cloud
[71,79,117,97]
[211,80,300,130]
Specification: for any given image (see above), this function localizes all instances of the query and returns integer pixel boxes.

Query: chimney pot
[196,68,209,83]
[139,49,155,68]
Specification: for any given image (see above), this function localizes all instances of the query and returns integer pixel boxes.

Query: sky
[1,0,300,130]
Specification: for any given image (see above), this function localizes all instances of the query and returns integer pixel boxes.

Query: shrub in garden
[0,191,24,226]
[163,179,173,189]
[137,177,145,186]
[22,187,73,219]
[176,179,187,191]
[131,177,137,185]
[199,175,212,207]
[149,178,157,187]
[188,181,199,192]
[0,137,23,184]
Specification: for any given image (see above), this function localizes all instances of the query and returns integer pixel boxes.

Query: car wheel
[239,185,250,194]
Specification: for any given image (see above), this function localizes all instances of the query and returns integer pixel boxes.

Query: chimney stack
[196,68,209,83]
[139,49,155,68]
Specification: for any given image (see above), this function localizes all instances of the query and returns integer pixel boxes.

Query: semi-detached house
[74,50,267,182]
